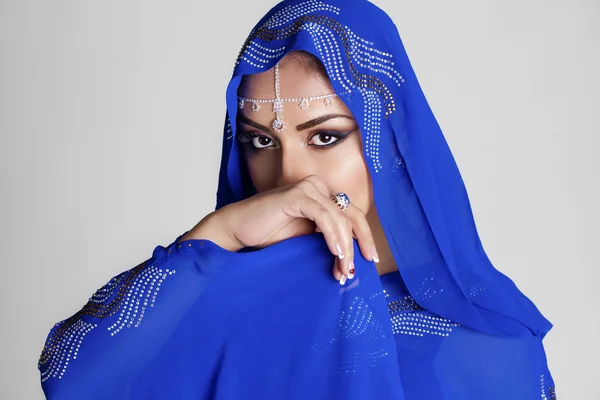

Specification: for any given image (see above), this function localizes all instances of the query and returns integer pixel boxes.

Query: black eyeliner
[236,130,279,153]
[308,129,354,150]
[236,128,354,151]
[235,130,256,144]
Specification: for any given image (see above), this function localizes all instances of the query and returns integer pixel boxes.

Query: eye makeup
[236,130,270,144]
[236,128,355,152]
[306,129,354,150]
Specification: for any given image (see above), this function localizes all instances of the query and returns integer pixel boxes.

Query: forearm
[180,209,243,252]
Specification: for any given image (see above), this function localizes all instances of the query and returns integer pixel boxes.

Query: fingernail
[339,274,347,285]
[348,261,355,280]
[336,243,344,259]
[371,245,380,263]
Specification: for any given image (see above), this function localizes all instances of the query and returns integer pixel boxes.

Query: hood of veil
[214,0,552,338]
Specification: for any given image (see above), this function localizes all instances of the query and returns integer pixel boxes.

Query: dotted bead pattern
[237,43,287,69]
[549,386,557,400]
[467,282,486,299]
[387,295,424,315]
[233,1,405,173]
[311,295,391,375]
[391,156,406,174]
[226,115,233,141]
[390,312,458,337]
[337,297,384,340]
[263,0,340,29]
[540,374,558,400]
[38,261,176,381]
[385,287,457,337]
[412,274,449,306]
[39,319,96,382]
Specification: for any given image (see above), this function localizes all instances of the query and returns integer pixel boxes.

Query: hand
[182,175,378,283]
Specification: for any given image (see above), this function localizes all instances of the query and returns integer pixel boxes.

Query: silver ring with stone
[331,192,351,211]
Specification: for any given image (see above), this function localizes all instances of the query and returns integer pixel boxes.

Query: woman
[38,0,556,399]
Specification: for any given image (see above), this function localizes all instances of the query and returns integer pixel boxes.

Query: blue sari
[38,0,556,398]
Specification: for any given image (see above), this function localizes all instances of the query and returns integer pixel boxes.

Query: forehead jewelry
[237,62,338,133]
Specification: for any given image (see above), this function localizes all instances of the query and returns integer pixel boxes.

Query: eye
[251,135,275,149]
[309,132,340,147]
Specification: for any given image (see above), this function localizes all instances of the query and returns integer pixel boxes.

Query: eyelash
[237,130,350,151]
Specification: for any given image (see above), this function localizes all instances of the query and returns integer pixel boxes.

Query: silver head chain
[237,62,339,133]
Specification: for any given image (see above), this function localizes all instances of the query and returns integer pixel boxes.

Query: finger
[344,204,379,263]
[287,191,344,263]
[336,215,354,278]
[333,258,343,282]
[298,180,354,278]
[317,181,376,268]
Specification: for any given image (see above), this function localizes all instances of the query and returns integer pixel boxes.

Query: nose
[277,146,315,188]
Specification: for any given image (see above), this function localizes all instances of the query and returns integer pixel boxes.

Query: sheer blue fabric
[380,271,554,398]
[39,0,555,398]
[40,235,405,399]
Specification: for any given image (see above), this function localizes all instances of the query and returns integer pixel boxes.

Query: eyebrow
[237,113,355,133]
[296,114,354,131]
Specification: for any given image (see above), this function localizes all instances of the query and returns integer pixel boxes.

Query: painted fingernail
[339,274,347,285]
[348,261,355,280]
[336,243,344,259]
[371,245,380,263]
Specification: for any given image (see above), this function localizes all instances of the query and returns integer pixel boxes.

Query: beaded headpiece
[237,62,338,133]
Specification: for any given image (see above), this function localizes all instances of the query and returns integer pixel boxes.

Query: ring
[331,192,351,211]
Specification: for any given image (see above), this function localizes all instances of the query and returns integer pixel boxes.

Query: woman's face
[237,60,374,215]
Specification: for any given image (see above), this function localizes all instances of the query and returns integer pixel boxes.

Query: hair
[278,50,329,83]
[238,50,330,93]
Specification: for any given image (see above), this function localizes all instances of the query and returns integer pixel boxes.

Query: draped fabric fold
[40,235,405,399]
[217,0,552,338]
[39,0,555,398]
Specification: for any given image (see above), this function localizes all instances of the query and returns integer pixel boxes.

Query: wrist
[182,209,243,252]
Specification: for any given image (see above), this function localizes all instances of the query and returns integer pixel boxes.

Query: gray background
[1,0,598,398]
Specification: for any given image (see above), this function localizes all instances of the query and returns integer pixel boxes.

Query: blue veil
[218,0,552,338]
[39,0,554,399]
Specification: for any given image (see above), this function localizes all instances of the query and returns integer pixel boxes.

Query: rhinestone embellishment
[38,261,177,382]
[272,118,285,133]
[237,61,341,133]
[332,192,350,210]
[233,2,405,171]
[272,98,284,114]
